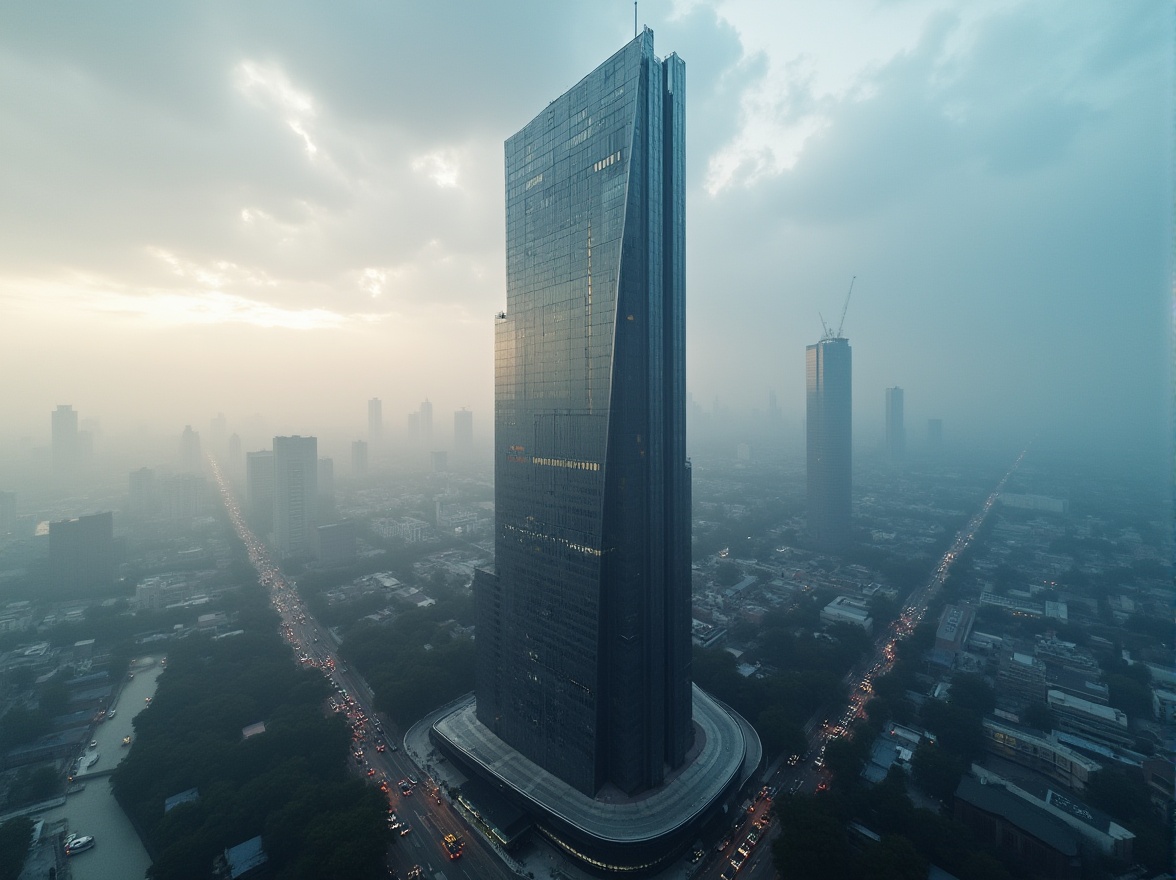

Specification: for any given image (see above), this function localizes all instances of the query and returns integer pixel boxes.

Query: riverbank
[24,656,165,880]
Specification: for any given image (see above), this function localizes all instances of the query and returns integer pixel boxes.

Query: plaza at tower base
[432,685,759,876]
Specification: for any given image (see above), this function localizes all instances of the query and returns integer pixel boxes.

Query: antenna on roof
[634,2,638,37]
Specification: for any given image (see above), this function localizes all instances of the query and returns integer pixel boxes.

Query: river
[38,655,165,880]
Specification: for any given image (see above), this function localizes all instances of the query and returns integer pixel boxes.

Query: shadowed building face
[475,28,692,798]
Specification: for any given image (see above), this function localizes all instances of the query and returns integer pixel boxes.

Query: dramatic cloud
[0,0,1167,464]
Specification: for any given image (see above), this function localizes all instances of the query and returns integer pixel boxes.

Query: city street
[209,460,515,880]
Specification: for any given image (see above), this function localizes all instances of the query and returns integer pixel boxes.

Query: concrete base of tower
[432,684,760,876]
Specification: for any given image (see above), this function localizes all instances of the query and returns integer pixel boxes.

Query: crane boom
[836,276,856,338]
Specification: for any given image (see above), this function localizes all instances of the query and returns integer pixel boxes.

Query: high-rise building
[351,439,368,476]
[272,436,317,559]
[885,386,905,461]
[51,405,79,476]
[317,457,335,521]
[49,512,114,592]
[245,450,274,536]
[180,425,202,472]
[928,417,943,450]
[806,336,852,549]
[435,33,750,874]
[419,399,433,450]
[127,467,157,518]
[368,398,382,445]
[453,408,473,456]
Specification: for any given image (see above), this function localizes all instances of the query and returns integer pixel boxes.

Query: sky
[0,1,1170,463]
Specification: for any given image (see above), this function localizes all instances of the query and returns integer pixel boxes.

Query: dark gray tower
[475,29,691,797]
[806,337,852,549]
[885,386,904,460]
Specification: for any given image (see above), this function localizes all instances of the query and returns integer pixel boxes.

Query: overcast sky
[0,1,1169,462]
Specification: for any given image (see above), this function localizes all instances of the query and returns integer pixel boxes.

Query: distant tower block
[419,399,433,450]
[806,337,852,549]
[272,436,318,559]
[51,404,80,477]
[454,408,473,456]
[351,439,368,475]
[885,387,905,461]
[368,398,382,445]
[927,418,943,450]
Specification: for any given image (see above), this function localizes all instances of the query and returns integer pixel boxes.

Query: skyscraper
[927,417,944,451]
[806,336,852,549]
[351,439,368,476]
[49,512,114,592]
[475,26,692,798]
[367,398,382,446]
[885,386,905,461]
[419,399,433,450]
[453,408,473,457]
[272,436,317,559]
[245,450,274,536]
[51,405,79,476]
[437,33,750,874]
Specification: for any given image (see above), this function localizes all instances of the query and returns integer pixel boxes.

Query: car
[367,768,376,777]
[89,740,97,748]
[689,849,704,863]
[443,833,464,859]
[407,867,423,880]
[737,843,751,858]
[399,825,412,836]
[376,743,386,752]
[730,855,745,870]
[408,775,419,786]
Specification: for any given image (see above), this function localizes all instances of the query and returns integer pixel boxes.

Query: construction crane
[820,276,856,341]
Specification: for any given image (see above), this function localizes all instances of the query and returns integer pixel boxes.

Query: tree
[910,741,964,802]
[947,674,995,717]
[0,817,33,880]
[858,835,927,880]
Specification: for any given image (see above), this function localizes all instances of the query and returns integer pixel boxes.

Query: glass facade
[806,338,852,549]
[476,28,692,797]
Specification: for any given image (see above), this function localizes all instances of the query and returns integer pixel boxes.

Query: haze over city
[0,4,1173,880]
[0,0,1168,468]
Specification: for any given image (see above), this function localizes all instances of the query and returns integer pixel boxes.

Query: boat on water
[80,752,99,770]
[107,709,116,719]
[65,834,95,854]
[122,735,132,747]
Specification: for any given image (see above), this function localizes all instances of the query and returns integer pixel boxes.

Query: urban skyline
[0,2,1165,471]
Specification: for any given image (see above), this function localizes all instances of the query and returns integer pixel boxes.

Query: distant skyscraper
[437,33,750,874]
[419,399,433,450]
[317,457,335,521]
[806,336,852,549]
[49,512,114,592]
[180,425,202,472]
[453,408,473,456]
[51,405,79,476]
[368,398,382,445]
[0,491,16,536]
[128,467,157,518]
[406,411,419,446]
[210,412,227,451]
[927,418,943,450]
[245,450,274,536]
[351,439,368,475]
[885,386,905,461]
[272,436,317,559]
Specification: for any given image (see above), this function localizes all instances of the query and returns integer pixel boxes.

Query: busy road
[209,460,515,880]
